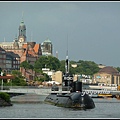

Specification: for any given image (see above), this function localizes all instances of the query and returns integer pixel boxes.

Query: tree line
[1,55,120,86]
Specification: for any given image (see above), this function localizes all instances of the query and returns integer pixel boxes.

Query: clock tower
[18,19,26,43]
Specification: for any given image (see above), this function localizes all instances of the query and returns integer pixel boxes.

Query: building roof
[99,66,119,75]
[44,38,52,43]
[33,44,40,53]
[22,43,40,57]
[0,46,6,52]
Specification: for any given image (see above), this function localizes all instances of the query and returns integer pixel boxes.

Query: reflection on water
[0,96,120,118]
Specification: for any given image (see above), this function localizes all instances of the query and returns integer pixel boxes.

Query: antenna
[65,34,69,73]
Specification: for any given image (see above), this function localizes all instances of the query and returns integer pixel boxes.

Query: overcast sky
[0,1,120,67]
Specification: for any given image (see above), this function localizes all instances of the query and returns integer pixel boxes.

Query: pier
[1,86,120,99]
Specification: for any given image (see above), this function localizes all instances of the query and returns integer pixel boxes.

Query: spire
[21,11,24,22]
[22,11,24,20]
[20,11,25,26]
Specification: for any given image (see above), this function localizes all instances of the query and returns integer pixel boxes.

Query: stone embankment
[0,97,12,107]
[10,93,47,103]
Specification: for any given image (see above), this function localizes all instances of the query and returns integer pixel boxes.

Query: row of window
[0,55,6,58]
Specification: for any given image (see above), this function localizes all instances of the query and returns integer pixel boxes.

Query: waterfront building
[6,51,20,72]
[52,71,62,84]
[93,66,120,85]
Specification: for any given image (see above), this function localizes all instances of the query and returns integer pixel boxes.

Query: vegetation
[116,67,120,72]
[20,60,34,71]
[0,92,11,103]
[59,59,100,75]
[34,56,61,71]
[11,70,27,86]
[0,70,27,87]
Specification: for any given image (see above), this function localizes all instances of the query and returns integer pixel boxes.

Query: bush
[0,92,11,103]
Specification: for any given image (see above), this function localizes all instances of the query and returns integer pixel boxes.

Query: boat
[83,83,117,91]
[82,82,118,98]
[44,53,95,109]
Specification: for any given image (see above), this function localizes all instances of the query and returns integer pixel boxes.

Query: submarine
[44,54,95,109]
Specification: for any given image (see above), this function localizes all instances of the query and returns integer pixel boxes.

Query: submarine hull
[44,64,95,109]
[44,92,95,109]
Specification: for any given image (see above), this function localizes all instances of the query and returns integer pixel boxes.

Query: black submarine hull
[44,70,95,109]
[44,92,95,109]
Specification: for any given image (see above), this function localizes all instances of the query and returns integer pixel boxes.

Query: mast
[65,35,69,73]
[62,35,74,91]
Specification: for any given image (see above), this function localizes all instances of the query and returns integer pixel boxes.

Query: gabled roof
[33,44,40,53]
[22,43,40,56]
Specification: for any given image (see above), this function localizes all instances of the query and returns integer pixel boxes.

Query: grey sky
[0,1,120,67]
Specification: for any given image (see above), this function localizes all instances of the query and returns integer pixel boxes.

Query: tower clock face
[19,38,24,42]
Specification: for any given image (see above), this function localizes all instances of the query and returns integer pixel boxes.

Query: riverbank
[0,98,12,107]
[10,93,47,103]
[0,92,12,107]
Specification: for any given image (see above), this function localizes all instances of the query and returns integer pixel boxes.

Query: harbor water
[0,93,120,119]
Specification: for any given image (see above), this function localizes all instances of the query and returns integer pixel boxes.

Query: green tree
[10,70,27,86]
[20,60,34,80]
[34,56,60,71]
[76,60,100,75]
[116,67,120,72]
[20,60,30,70]
[59,59,100,76]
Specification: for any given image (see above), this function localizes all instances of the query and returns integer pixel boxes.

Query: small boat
[44,53,95,109]
[83,83,117,91]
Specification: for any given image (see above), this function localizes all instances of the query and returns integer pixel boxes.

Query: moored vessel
[44,52,95,109]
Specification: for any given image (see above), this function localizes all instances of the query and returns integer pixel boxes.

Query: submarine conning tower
[62,54,82,93]
[62,73,82,93]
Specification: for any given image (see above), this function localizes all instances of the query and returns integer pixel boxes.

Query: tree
[9,70,27,86]
[20,60,34,80]
[76,60,100,75]
[20,60,30,70]
[116,67,120,72]
[34,56,60,71]
[59,59,100,76]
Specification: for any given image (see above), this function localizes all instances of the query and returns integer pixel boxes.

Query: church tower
[41,38,53,56]
[18,17,26,43]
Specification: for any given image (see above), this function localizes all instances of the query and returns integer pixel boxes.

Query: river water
[0,94,120,119]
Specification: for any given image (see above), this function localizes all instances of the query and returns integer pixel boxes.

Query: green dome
[44,38,51,43]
